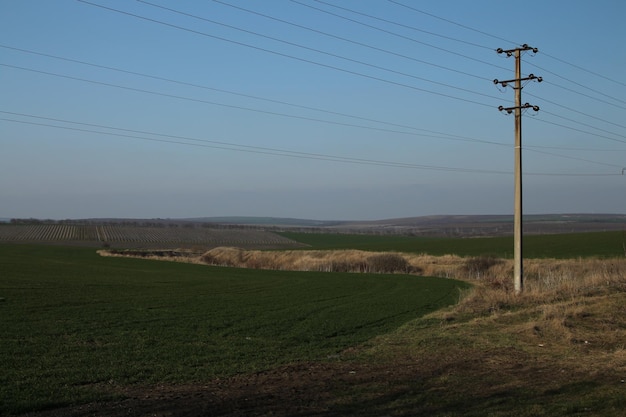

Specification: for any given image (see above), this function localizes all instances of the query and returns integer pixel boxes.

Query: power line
[298,0,626,114]
[291,0,512,73]
[0,113,508,174]
[8,5,622,169]
[76,0,498,109]
[525,91,626,131]
[5,43,625,155]
[6,44,624,158]
[8,56,623,159]
[0,62,505,147]
[137,0,502,104]
[525,144,626,152]
[539,79,626,111]
[78,1,625,144]
[309,0,494,50]
[388,0,626,89]
[139,0,626,146]
[525,147,625,169]
[525,61,626,107]
[388,0,626,112]
[0,44,496,144]
[539,109,626,142]
[387,0,517,46]
[541,52,626,89]
[529,117,626,145]
[208,0,491,82]
[2,112,621,176]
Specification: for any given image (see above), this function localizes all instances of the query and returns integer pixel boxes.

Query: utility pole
[494,44,541,294]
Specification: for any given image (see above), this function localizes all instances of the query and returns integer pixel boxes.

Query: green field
[279,230,626,258]
[0,244,466,414]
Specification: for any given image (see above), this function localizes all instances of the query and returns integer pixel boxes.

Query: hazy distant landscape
[1,214,624,250]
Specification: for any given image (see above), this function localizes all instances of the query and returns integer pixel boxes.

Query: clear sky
[1,0,625,220]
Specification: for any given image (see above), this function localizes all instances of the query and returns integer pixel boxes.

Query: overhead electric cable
[141,3,624,146]
[0,115,509,174]
[0,44,493,143]
[524,172,620,177]
[525,62,626,106]
[529,117,626,145]
[540,52,626,89]
[308,0,493,50]
[387,0,517,46]
[313,0,625,109]
[524,144,626,152]
[137,0,502,103]
[0,62,506,146]
[524,147,625,169]
[5,44,624,153]
[207,0,490,82]
[388,0,626,89]
[3,113,620,176]
[525,91,626,131]
[76,1,498,108]
[540,81,626,111]
[291,0,512,73]
[539,109,626,141]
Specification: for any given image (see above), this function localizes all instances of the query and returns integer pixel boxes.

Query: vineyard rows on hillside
[0,224,303,250]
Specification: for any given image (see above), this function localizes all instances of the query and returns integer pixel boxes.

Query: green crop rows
[0,244,466,413]
[279,230,626,258]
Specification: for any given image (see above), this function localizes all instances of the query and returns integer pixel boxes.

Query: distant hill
[182,214,625,237]
[4,214,624,237]
[184,217,343,227]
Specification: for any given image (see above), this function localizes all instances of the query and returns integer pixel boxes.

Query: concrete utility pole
[494,44,541,294]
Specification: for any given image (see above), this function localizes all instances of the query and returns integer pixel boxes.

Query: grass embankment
[347,257,626,416]
[0,244,465,415]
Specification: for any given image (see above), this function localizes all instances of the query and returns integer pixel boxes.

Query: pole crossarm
[498,103,540,114]
[493,74,542,88]
[496,44,538,56]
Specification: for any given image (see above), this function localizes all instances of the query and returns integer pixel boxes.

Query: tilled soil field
[0,224,304,250]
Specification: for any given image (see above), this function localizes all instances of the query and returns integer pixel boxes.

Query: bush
[462,255,502,279]
[367,253,411,274]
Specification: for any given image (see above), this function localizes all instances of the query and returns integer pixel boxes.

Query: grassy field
[2,229,625,416]
[279,230,626,258]
[0,244,466,414]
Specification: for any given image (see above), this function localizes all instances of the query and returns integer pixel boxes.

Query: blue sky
[1,0,625,220]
